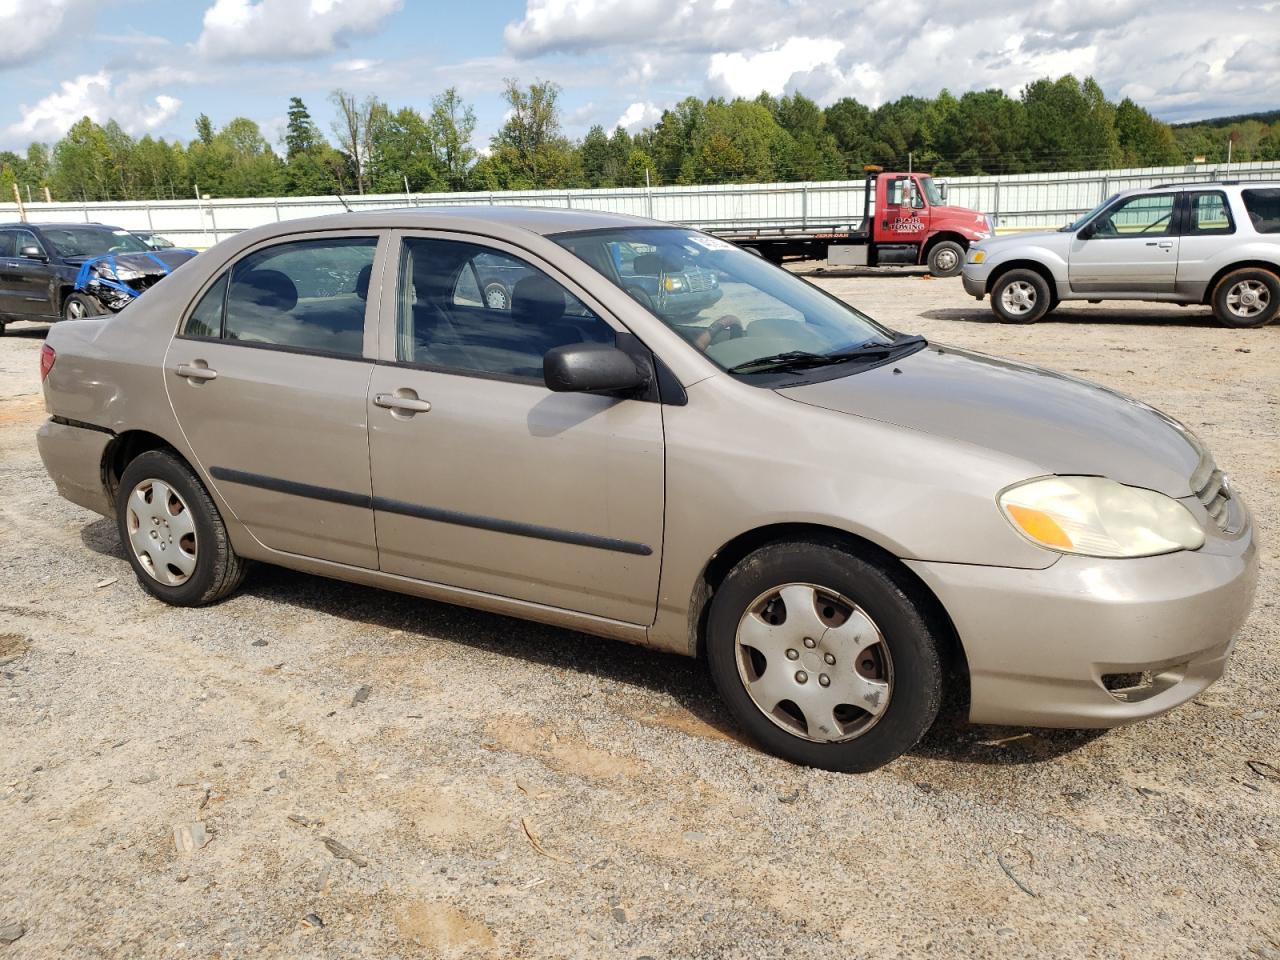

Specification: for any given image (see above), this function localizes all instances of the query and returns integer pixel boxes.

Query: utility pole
[11,182,26,222]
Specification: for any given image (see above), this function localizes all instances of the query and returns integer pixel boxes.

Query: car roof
[241,205,669,241]
[0,222,122,230]
[1123,179,1280,195]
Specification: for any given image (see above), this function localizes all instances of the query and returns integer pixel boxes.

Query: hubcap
[934,248,958,272]
[125,479,198,586]
[485,286,508,310]
[734,583,892,743]
[1000,280,1037,315]
[66,299,85,319]
[1226,280,1269,318]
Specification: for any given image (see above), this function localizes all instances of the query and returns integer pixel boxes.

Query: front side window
[0,231,14,258]
[1090,194,1175,238]
[218,236,377,357]
[40,226,149,257]
[554,228,917,378]
[397,239,614,380]
[1242,188,1280,234]
[184,273,228,338]
[1187,192,1234,235]
[14,230,45,258]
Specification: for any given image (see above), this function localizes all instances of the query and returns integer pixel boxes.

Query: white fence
[4,161,1278,248]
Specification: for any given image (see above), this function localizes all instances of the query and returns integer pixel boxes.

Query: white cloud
[195,0,403,61]
[3,71,184,145]
[707,37,844,98]
[615,101,661,131]
[0,0,96,67]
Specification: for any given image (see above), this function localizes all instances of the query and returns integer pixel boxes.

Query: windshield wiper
[729,336,925,375]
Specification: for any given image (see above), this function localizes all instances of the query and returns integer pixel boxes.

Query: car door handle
[1146,241,1174,249]
[175,363,217,381]
[374,392,431,414]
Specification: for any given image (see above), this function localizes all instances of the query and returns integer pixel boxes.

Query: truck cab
[826,168,995,276]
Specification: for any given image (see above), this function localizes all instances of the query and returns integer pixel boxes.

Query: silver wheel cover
[735,583,893,743]
[933,247,959,273]
[1225,279,1270,319]
[1000,280,1037,315]
[125,479,198,586]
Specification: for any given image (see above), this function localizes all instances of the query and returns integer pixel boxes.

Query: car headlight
[968,250,986,264]
[998,476,1204,558]
[663,275,686,293]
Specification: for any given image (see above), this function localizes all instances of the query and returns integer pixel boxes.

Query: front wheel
[705,541,943,772]
[116,450,247,606]
[990,269,1052,323]
[63,293,103,321]
[926,240,965,278]
[1211,268,1278,328]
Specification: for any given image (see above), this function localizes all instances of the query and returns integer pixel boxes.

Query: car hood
[64,249,196,272]
[974,229,1070,255]
[778,345,1203,498]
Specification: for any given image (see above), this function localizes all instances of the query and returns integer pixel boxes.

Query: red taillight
[39,343,56,382]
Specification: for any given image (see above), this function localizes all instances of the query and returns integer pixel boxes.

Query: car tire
[0,318,6,337]
[63,293,103,321]
[1211,268,1279,328]
[990,269,1052,323]
[116,449,248,606]
[483,282,510,310]
[704,541,944,773]
[927,240,965,278]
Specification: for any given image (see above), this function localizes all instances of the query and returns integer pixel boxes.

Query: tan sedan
[36,208,1258,771]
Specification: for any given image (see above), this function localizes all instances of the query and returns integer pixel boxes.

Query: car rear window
[1242,189,1280,234]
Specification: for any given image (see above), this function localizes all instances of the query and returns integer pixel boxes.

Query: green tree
[489,79,580,188]
[1115,98,1181,166]
[580,124,610,187]
[367,104,445,193]
[428,88,477,190]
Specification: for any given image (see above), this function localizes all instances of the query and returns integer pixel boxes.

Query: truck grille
[1191,457,1231,531]
[684,270,715,293]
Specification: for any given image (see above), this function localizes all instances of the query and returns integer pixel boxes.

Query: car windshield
[1062,195,1118,232]
[41,226,150,257]
[552,227,909,375]
[920,176,943,205]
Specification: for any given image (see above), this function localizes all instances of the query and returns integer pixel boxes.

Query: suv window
[0,230,14,258]
[14,229,45,258]
[217,237,377,357]
[1092,194,1175,238]
[1242,188,1280,234]
[397,238,614,380]
[1187,192,1234,235]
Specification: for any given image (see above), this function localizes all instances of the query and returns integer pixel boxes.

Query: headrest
[632,253,662,276]
[355,263,372,301]
[510,274,566,325]
[233,269,297,313]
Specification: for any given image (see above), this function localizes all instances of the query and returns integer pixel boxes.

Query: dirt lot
[1,274,1277,960]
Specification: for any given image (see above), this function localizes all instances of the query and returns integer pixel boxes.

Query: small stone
[777,790,800,804]
[682,831,707,842]
[611,907,627,923]
[1244,710,1267,721]
[351,685,371,706]
[302,913,324,929]
[173,822,208,854]
[251,639,268,647]
[0,922,25,945]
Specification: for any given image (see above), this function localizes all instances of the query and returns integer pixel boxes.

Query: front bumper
[905,497,1258,728]
[961,269,986,299]
[37,419,114,518]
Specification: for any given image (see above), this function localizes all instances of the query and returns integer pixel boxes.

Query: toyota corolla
[35,208,1258,772]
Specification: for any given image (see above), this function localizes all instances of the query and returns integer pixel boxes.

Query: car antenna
[335,193,353,213]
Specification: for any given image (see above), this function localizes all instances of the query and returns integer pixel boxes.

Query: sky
[1,0,1277,153]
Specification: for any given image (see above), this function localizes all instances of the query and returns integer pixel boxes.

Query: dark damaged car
[0,223,196,335]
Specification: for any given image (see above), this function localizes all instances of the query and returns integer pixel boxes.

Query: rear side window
[184,273,228,338]
[1242,189,1280,234]
[221,237,377,357]
[0,231,14,258]
[1187,192,1234,235]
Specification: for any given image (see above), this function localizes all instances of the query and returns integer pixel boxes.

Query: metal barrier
[4,161,1278,248]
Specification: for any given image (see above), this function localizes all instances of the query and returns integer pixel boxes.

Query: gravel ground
[0,273,1277,960]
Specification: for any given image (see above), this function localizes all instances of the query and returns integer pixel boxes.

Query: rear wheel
[927,241,965,278]
[1211,268,1278,328]
[116,450,247,606]
[705,541,944,772]
[63,293,103,321]
[990,269,1052,323]
[483,282,510,311]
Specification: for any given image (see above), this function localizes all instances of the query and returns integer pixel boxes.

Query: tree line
[3,74,1278,204]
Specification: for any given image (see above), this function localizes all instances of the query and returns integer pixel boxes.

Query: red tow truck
[715,167,995,277]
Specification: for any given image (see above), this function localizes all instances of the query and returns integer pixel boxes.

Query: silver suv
[962,182,1280,327]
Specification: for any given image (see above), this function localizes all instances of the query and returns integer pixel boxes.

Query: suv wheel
[927,241,965,278]
[705,541,943,772]
[116,450,248,606]
[990,269,1052,323]
[483,282,510,310]
[63,293,103,321]
[1211,269,1278,328]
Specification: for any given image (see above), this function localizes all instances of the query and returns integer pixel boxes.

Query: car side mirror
[19,245,46,260]
[937,181,948,201]
[544,343,649,395]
